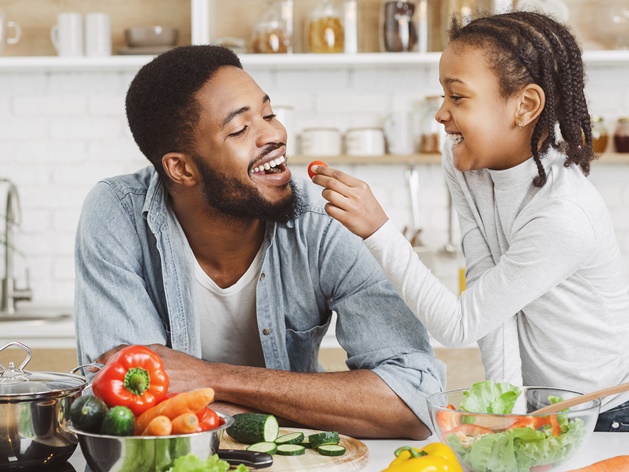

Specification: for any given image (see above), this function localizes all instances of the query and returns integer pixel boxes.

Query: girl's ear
[162,153,198,188]
[515,84,546,128]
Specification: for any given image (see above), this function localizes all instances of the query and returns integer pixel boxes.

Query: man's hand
[311,165,389,239]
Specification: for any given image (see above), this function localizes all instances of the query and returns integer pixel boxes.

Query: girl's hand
[311,164,388,239]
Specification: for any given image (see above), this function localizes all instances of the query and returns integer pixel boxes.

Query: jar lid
[0,342,86,401]
[619,117,629,123]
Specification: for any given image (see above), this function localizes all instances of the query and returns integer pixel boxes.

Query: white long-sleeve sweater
[365,143,629,411]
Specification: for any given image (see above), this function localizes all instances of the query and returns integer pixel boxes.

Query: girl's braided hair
[449,11,594,187]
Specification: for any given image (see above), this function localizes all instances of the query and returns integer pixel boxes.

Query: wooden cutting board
[220,427,369,471]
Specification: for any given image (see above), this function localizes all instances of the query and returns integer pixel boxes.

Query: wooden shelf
[289,152,629,166]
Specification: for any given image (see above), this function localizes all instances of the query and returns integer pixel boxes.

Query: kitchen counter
[58,432,628,471]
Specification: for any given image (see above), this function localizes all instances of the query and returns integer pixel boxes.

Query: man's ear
[515,83,545,128]
[162,152,198,187]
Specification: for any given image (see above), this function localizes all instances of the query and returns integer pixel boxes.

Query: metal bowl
[70,412,233,472]
[124,27,179,48]
[427,386,600,472]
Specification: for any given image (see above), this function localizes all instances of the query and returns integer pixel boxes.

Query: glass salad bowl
[426,383,600,472]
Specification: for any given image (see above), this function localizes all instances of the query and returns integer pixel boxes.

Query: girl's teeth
[448,134,463,144]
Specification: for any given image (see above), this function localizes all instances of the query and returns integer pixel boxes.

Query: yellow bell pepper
[382,443,463,472]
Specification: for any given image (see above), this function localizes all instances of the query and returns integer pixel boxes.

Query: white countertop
[364,433,628,471]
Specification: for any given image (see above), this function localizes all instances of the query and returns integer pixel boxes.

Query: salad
[437,381,587,472]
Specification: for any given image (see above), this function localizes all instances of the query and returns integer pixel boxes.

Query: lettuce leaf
[166,454,248,472]
[460,380,522,414]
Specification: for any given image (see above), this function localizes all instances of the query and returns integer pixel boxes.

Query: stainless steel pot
[0,341,87,470]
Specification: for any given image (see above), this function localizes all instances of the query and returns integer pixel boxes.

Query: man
[74,45,444,439]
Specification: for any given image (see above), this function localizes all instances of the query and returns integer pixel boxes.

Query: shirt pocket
[285,318,332,372]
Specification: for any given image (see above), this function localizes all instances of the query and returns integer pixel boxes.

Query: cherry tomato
[196,407,220,432]
[307,160,328,178]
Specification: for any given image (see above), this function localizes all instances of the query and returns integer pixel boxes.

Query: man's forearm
[189,360,428,439]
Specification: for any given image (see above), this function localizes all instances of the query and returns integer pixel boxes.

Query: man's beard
[195,155,301,224]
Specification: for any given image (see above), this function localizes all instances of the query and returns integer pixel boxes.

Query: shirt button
[259,273,265,281]
[262,328,271,335]
[612,421,620,429]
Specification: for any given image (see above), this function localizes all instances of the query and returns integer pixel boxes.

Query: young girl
[311,11,629,432]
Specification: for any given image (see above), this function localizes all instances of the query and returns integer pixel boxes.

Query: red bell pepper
[92,345,169,417]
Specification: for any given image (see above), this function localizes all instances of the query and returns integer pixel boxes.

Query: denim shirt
[74,166,445,428]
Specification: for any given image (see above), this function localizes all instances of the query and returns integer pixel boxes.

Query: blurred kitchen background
[1,0,628,388]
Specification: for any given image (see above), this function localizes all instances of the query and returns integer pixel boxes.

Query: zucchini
[100,405,135,436]
[226,413,279,444]
[318,444,347,456]
[275,432,304,445]
[276,444,306,456]
[246,442,278,454]
[69,394,108,433]
[308,431,339,449]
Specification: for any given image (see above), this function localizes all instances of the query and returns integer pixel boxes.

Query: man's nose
[257,118,286,146]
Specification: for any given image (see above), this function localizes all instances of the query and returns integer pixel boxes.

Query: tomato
[507,415,551,431]
[436,404,459,433]
[447,424,494,436]
[196,407,220,432]
[307,160,328,178]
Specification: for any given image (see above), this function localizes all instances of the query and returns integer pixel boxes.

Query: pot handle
[0,341,32,374]
[71,362,103,376]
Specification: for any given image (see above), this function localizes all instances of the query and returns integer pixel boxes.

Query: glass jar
[590,115,609,153]
[419,95,444,153]
[252,1,290,54]
[614,117,629,153]
[306,0,344,53]
[380,0,418,52]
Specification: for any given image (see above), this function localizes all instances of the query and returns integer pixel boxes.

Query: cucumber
[275,432,304,445]
[276,444,306,456]
[69,394,108,433]
[301,438,312,448]
[99,405,135,436]
[226,413,280,444]
[308,431,339,449]
[246,442,278,454]
[318,444,347,456]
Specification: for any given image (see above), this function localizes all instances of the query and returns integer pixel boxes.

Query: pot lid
[0,341,86,401]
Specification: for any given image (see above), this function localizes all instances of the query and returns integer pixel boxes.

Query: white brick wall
[1,62,629,305]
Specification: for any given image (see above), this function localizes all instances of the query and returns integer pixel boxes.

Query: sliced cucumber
[246,442,278,454]
[318,444,347,456]
[275,432,305,445]
[308,431,340,449]
[301,438,312,448]
[276,444,306,456]
[226,413,280,444]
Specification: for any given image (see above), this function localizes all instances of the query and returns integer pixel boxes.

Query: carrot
[141,415,172,436]
[569,456,629,471]
[171,412,199,434]
[134,388,214,435]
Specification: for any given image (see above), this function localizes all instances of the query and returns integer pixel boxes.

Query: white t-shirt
[194,247,266,368]
[365,144,629,411]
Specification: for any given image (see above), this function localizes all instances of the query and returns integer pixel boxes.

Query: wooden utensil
[532,382,629,415]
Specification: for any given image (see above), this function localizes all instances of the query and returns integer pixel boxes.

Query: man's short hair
[125,45,243,179]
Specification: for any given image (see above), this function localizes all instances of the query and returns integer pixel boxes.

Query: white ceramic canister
[300,128,342,156]
[345,127,385,156]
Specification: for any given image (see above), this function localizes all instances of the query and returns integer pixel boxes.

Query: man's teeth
[251,155,286,174]
[448,134,463,144]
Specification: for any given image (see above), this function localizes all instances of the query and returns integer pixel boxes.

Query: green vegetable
[276,444,306,456]
[275,432,305,445]
[460,380,522,414]
[226,413,279,444]
[100,405,135,436]
[69,394,108,433]
[166,454,247,472]
[246,442,278,454]
[308,431,339,449]
[450,380,588,472]
[318,444,346,456]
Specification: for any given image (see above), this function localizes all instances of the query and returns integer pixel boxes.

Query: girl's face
[436,43,532,172]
